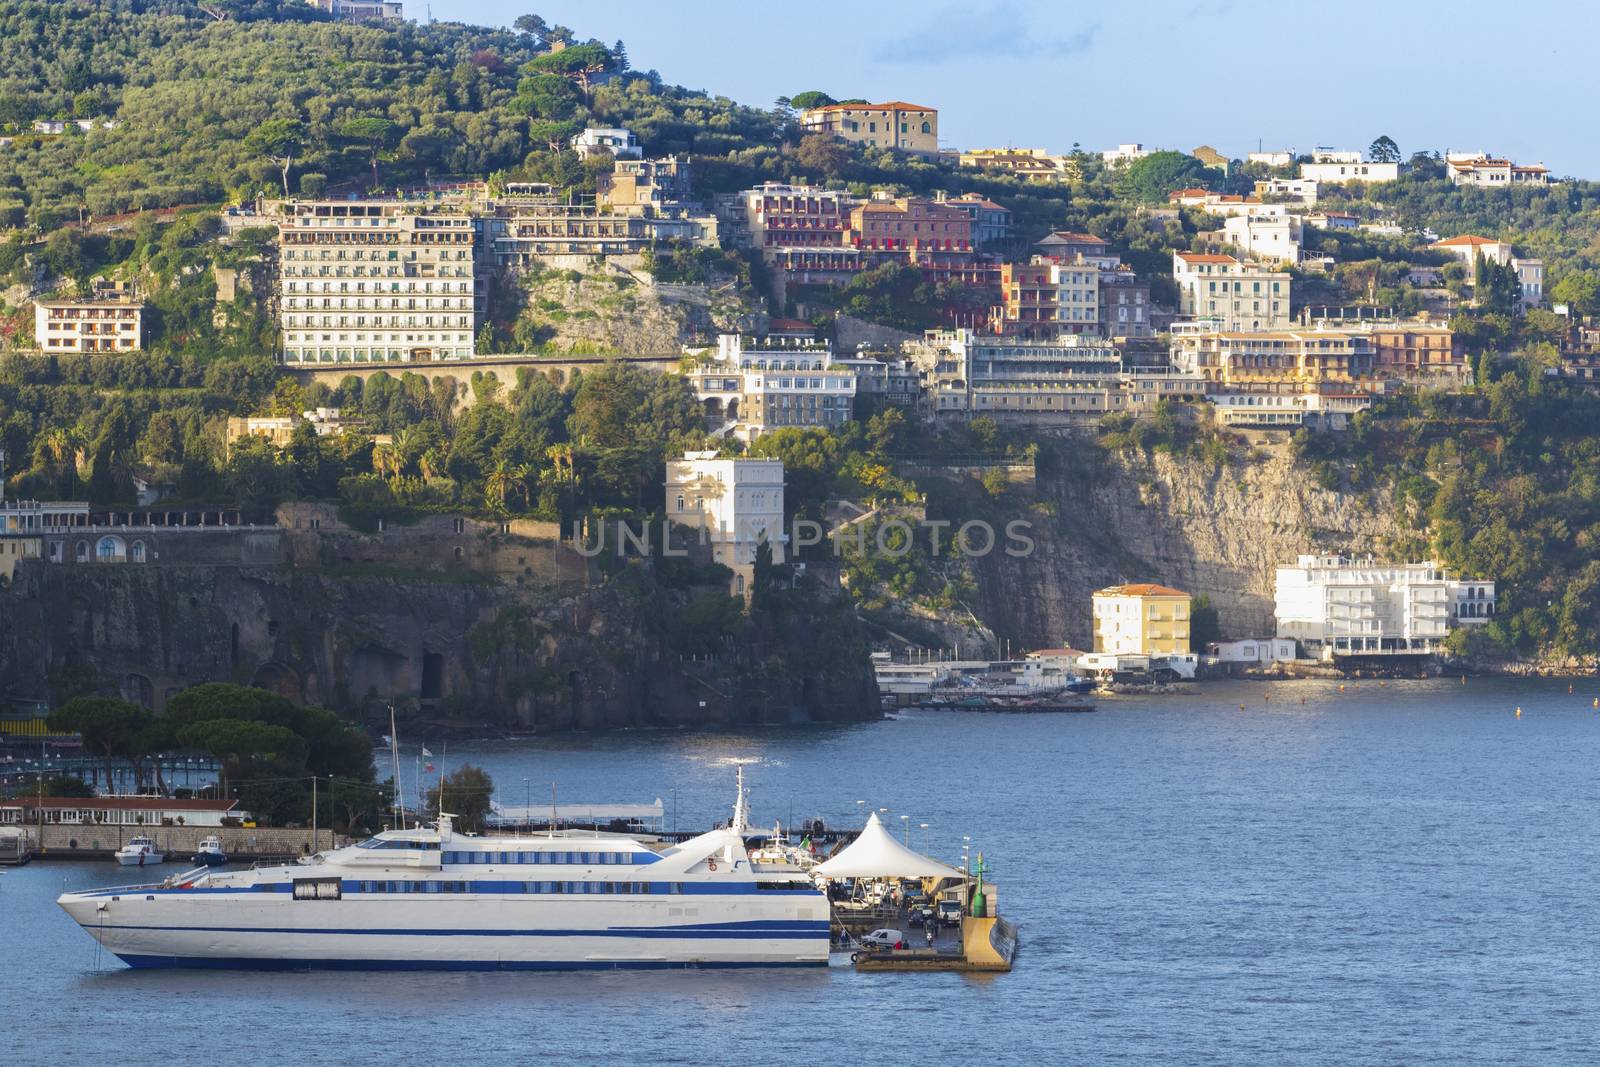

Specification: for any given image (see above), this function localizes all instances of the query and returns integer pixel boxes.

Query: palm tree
[372,443,401,480]
[509,463,533,510]
[419,448,444,482]
[484,462,510,513]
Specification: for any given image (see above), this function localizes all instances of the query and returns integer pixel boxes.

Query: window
[130,541,146,563]
[75,541,88,562]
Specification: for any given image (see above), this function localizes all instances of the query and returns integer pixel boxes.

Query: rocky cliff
[962,440,1414,649]
[0,510,878,732]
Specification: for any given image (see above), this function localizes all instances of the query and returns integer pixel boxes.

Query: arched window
[96,535,126,561]
[75,540,88,562]
[921,121,931,134]
[130,541,146,563]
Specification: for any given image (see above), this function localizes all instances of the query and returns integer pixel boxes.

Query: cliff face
[0,512,878,731]
[963,442,1413,649]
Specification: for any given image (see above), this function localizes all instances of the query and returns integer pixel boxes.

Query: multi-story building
[1170,327,1374,390]
[799,101,938,154]
[1034,231,1119,268]
[995,259,1101,336]
[689,334,858,442]
[908,329,1136,422]
[1221,211,1301,264]
[33,299,144,353]
[1366,323,1464,381]
[943,193,1012,247]
[1098,267,1152,339]
[597,156,692,214]
[1275,555,1495,657]
[665,451,786,598]
[1092,584,1191,656]
[305,0,403,20]
[1172,252,1291,330]
[0,497,91,580]
[1446,152,1551,187]
[1429,235,1543,307]
[1101,143,1153,165]
[849,196,972,254]
[276,199,475,364]
[1247,150,1295,167]
[732,183,852,252]
[570,127,641,161]
[834,354,922,407]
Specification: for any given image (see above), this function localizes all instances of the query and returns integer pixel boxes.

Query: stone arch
[95,534,126,562]
[122,672,155,709]
[129,539,147,563]
[703,397,724,419]
[251,661,303,703]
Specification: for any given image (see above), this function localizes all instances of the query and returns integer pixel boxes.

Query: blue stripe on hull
[115,954,827,972]
[99,923,827,939]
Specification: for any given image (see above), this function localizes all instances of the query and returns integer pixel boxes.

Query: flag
[421,746,434,757]
[424,762,435,773]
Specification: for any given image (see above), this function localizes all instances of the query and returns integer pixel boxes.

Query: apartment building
[1299,150,1400,183]
[849,197,972,253]
[665,451,786,598]
[995,260,1101,336]
[1172,252,1291,330]
[943,193,1012,246]
[1446,152,1551,187]
[1099,268,1152,339]
[598,156,693,214]
[1254,177,1319,205]
[1034,231,1120,268]
[690,334,858,442]
[733,183,852,251]
[1092,584,1191,656]
[1275,555,1495,657]
[799,102,938,154]
[958,148,1077,184]
[909,329,1128,421]
[277,199,476,364]
[1221,211,1302,264]
[33,300,144,353]
[1170,327,1374,390]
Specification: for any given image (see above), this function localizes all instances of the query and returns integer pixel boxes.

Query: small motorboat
[191,835,228,867]
[114,835,164,866]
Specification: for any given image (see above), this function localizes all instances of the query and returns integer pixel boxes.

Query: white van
[858,928,904,949]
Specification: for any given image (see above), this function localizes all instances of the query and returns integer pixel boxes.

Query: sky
[426,0,1600,177]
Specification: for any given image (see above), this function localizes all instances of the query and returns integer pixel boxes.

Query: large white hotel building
[277,200,476,364]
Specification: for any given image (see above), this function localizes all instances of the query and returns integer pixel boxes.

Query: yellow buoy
[1592,698,1597,710]
[1339,683,1346,692]
[1516,707,1522,719]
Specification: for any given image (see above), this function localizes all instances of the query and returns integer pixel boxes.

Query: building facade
[33,300,144,353]
[665,452,786,597]
[1299,157,1400,183]
[690,335,858,442]
[799,102,938,154]
[1446,152,1551,187]
[849,197,972,254]
[277,199,475,363]
[1172,252,1291,330]
[1170,327,1374,390]
[570,127,641,160]
[996,260,1101,335]
[598,156,692,214]
[306,0,402,20]
[1274,554,1494,656]
[1092,583,1191,656]
[1221,212,1302,264]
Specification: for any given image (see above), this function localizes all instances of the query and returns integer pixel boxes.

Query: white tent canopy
[811,812,966,880]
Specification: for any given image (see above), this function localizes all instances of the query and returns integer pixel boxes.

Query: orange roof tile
[810,101,935,112]
[1431,235,1501,247]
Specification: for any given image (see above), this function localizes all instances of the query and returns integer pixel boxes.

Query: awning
[811,812,966,880]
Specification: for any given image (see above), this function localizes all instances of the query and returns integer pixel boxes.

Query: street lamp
[920,822,930,853]
[900,814,910,845]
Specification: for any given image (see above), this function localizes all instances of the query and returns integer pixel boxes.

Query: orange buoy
[1515,706,1522,719]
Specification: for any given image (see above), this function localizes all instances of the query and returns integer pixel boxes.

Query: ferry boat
[190,835,228,868]
[114,835,164,866]
[58,773,829,971]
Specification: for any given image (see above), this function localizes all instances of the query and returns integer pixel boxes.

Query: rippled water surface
[8,678,1600,1065]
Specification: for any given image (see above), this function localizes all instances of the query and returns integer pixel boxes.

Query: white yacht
[59,774,829,971]
[114,836,164,866]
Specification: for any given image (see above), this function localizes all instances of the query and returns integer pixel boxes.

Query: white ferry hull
[59,888,830,970]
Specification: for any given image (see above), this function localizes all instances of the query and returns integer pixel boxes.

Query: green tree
[245,118,305,197]
[1190,594,1221,651]
[1115,150,1220,203]
[523,42,613,96]
[1550,271,1600,314]
[338,117,398,189]
[427,764,495,832]
[1368,135,1401,163]
[788,91,836,111]
[47,697,151,791]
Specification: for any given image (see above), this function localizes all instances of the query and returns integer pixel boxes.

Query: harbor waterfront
[7,677,1600,1064]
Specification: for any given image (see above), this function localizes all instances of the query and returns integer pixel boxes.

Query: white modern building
[570,127,642,160]
[1274,554,1495,657]
[1300,150,1400,184]
[1247,150,1295,167]
[1101,143,1154,165]
[1221,211,1301,264]
[1254,177,1319,204]
[1172,252,1292,330]
[34,300,144,353]
[1208,638,1298,664]
[665,451,786,598]
[276,199,476,363]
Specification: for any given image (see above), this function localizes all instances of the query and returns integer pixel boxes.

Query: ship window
[293,878,342,901]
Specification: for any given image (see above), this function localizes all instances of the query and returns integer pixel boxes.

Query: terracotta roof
[767,317,814,331]
[810,101,935,113]
[1431,235,1502,247]
[1169,188,1213,199]
[1096,583,1189,598]
[2,796,239,811]
[1040,231,1106,244]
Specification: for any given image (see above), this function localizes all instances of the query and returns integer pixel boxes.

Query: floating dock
[852,916,1019,972]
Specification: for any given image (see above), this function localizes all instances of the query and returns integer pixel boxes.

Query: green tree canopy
[1115,151,1220,203]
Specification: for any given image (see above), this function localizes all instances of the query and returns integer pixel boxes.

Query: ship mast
[730,765,749,834]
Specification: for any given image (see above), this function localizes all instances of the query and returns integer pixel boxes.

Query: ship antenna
[388,704,405,830]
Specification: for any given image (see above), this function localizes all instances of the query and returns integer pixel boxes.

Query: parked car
[908,904,937,926]
[858,928,904,950]
[937,899,963,927]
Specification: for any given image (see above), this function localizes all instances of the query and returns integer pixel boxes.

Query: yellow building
[798,102,938,154]
[1092,583,1191,655]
